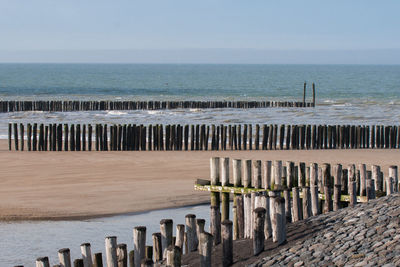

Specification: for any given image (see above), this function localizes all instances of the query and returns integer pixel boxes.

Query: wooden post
[333,164,342,211]
[310,163,319,216]
[283,189,291,223]
[74,259,84,267]
[175,224,185,251]
[222,220,233,266]
[36,257,50,267]
[322,163,332,213]
[253,207,266,256]
[312,83,316,107]
[199,232,213,267]
[386,177,394,195]
[221,157,230,221]
[134,226,146,267]
[210,205,221,245]
[80,243,93,267]
[292,187,302,222]
[359,164,367,196]
[210,157,220,206]
[185,214,198,252]
[349,181,357,207]
[389,166,398,192]
[160,219,173,259]
[298,162,306,187]
[152,233,162,263]
[92,253,103,267]
[58,248,72,267]
[20,123,24,151]
[105,236,118,267]
[8,123,11,150]
[263,161,272,189]
[303,81,306,106]
[273,160,282,188]
[286,161,295,189]
[196,219,206,252]
[236,194,244,239]
[166,246,181,267]
[372,165,382,192]
[243,159,252,188]
[244,193,251,239]
[366,178,376,200]
[302,187,312,219]
[117,244,127,267]
[13,123,18,150]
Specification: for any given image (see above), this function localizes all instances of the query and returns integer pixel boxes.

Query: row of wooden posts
[0,98,315,113]
[28,157,395,267]
[8,122,400,152]
[193,157,397,262]
[31,213,221,267]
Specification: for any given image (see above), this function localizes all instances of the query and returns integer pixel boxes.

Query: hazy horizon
[1,49,400,65]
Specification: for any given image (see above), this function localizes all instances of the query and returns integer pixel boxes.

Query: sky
[0,0,399,64]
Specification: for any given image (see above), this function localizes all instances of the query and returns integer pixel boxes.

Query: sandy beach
[1,139,399,221]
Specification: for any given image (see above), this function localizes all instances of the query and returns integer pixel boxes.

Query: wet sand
[1,139,399,221]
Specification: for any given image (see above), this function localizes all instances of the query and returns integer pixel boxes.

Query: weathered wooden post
[386,177,394,195]
[292,187,302,222]
[185,214,198,252]
[389,166,398,192]
[221,157,230,221]
[273,160,282,188]
[92,253,103,267]
[366,178,376,200]
[253,207,266,256]
[74,259,84,267]
[333,164,342,211]
[349,181,357,207]
[175,224,185,251]
[310,163,319,216]
[359,164,367,196]
[312,83,316,107]
[244,193,251,239]
[199,232,213,267]
[232,159,242,240]
[36,257,50,267]
[286,161,295,189]
[134,226,146,267]
[117,244,127,267]
[253,160,262,189]
[243,159,252,188]
[283,189,291,223]
[222,220,233,266]
[152,233,162,262]
[80,243,93,267]
[322,163,332,213]
[303,82,306,106]
[302,186,312,219]
[263,160,272,189]
[160,219,173,259]
[372,165,382,192]
[210,205,221,245]
[8,123,11,150]
[235,194,244,239]
[105,236,118,267]
[166,246,181,267]
[58,248,72,267]
[140,259,153,267]
[196,219,205,252]
[20,123,24,151]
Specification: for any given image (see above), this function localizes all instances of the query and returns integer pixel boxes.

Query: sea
[1,64,400,266]
[1,64,400,139]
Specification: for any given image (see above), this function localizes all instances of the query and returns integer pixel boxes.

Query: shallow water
[0,204,211,267]
[1,64,400,138]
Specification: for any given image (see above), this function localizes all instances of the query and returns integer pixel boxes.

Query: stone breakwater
[251,193,400,267]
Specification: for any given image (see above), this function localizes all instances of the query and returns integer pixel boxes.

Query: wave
[106,111,128,116]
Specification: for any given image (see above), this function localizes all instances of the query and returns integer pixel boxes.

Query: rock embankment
[251,194,400,267]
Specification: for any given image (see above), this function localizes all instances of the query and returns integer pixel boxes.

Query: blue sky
[0,0,399,63]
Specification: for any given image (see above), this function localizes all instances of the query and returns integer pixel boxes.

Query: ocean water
[1,64,400,136]
[0,204,211,267]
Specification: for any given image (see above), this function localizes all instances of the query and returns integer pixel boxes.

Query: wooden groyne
[7,123,400,151]
[17,157,396,267]
[0,99,315,112]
